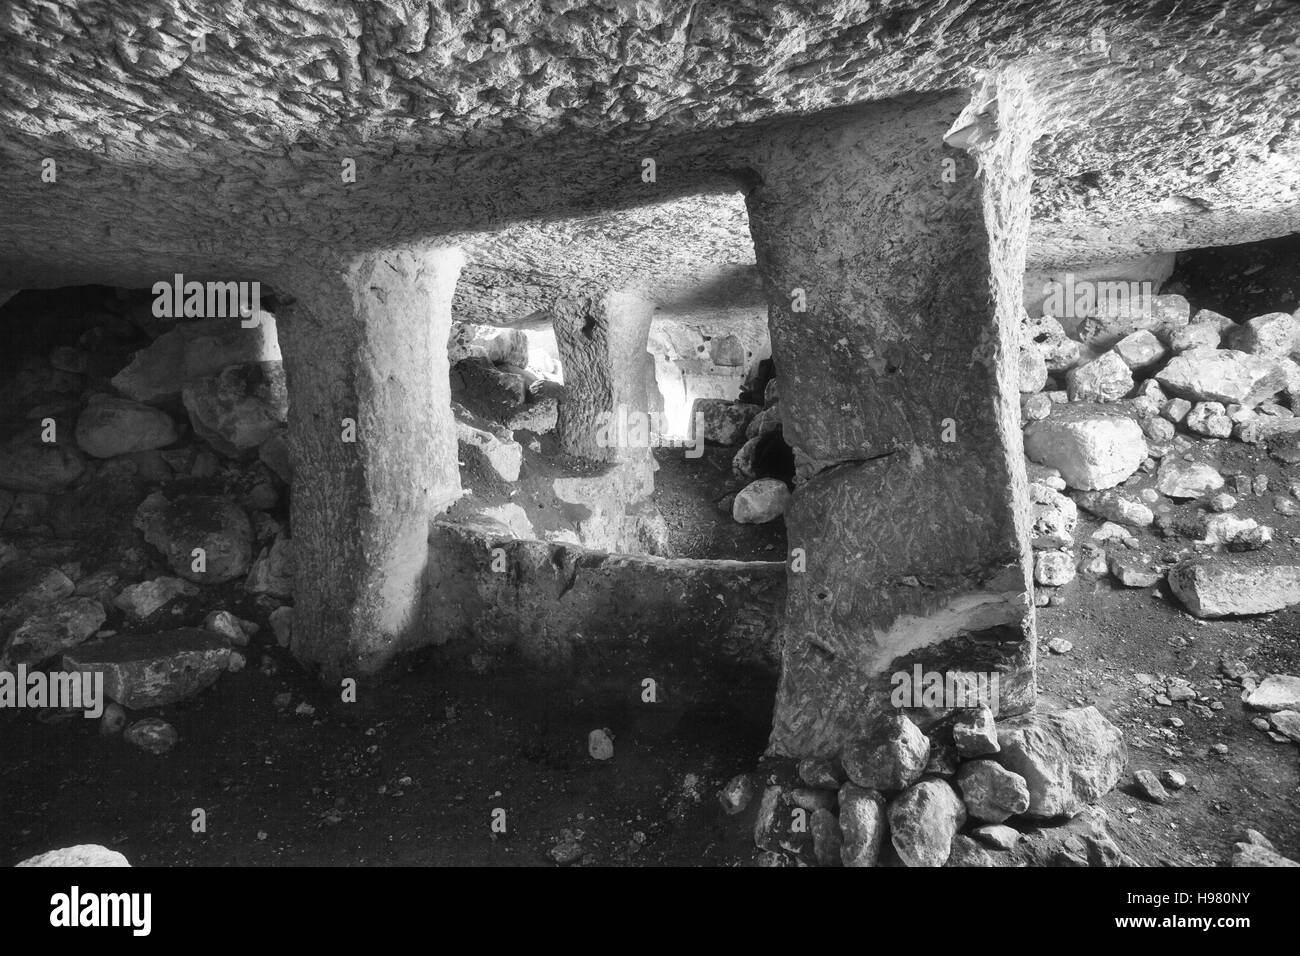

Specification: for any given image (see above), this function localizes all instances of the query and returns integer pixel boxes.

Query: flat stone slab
[1169,559,1300,618]
[1156,348,1288,406]
[64,628,230,709]
[1244,675,1300,713]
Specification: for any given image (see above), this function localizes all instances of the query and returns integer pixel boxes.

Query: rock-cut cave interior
[1,0,1299,872]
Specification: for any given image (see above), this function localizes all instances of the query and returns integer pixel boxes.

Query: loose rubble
[740,705,1127,866]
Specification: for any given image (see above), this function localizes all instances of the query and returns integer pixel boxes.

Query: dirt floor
[1,569,1296,866]
[651,443,787,560]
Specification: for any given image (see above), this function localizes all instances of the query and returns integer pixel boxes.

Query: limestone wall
[423,518,785,673]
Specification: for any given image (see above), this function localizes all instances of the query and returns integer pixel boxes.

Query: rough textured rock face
[994,706,1127,818]
[552,291,655,463]
[277,246,462,676]
[111,315,281,404]
[425,518,784,670]
[64,628,231,709]
[1,2,1298,293]
[753,93,1034,757]
[16,845,131,867]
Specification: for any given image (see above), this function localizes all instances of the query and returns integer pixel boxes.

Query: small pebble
[124,718,178,755]
[587,728,614,760]
[1161,770,1187,790]
[718,773,755,815]
[100,701,127,736]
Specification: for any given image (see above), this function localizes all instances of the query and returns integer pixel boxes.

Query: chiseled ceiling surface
[0,0,1297,310]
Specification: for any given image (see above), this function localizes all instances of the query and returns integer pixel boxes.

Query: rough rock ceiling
[1,0,1298,301]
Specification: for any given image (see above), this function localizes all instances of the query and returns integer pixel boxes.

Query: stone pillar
[551,290,656,462]
[276,245,463,677]
[744,91,1037,758]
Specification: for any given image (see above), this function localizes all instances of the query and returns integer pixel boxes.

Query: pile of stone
[694,375,793,526]
[1018,294,1300,616]
[1237,672,1300,749]
[728,704,1127,867]
[0,297,296,753]
[449,323,559,439]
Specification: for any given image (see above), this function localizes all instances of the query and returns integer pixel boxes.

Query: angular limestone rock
[16,845,130,867]
[952,706,999,757]
[838,783,886,868]
[956,759,1030,823]
[810,807,843,867]
[1156,349,1287,406]
[1232,843,1300,867]
[842,714,930,791]
[113,576,197,620]
[245,534,294,599]
[1075,294,1189,351]
[64,628,231,709]
[1066,351,1132,403]
[1113,330,1168,369]
[1022,314,1082,373]
[973,823,1021,850]
[1034,549,1075,586]
[718,774,755,815]
[112,314,281,405]
[946,833,997,867]
[505,396,558,435]
[732,478,791,524]
[74,394,178,459]
[1017,347,1048,393]
[1029,482,1077,548]
[745,405,782,440]
[888,779,966,867]
[1170,322,1224,354]
[1,596,105,668]
[1185,400,1232,438]
[0,433,85,494]
[994,706,1126,818]
[1155,459,1223,499]
[1225,312,1299,358]
[1023,404,1145,490]
[692,399,760,445]
[1169,560,1300,618]
[1243,675,1300,713]
[124,717,179,755]
[1075,489,1154,527]
[182,361,288,458]
[0,565,74,632]
[1108,552,1163,588]
[135,492,253,584]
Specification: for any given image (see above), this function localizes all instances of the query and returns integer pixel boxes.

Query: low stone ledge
[424,517,785,671]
